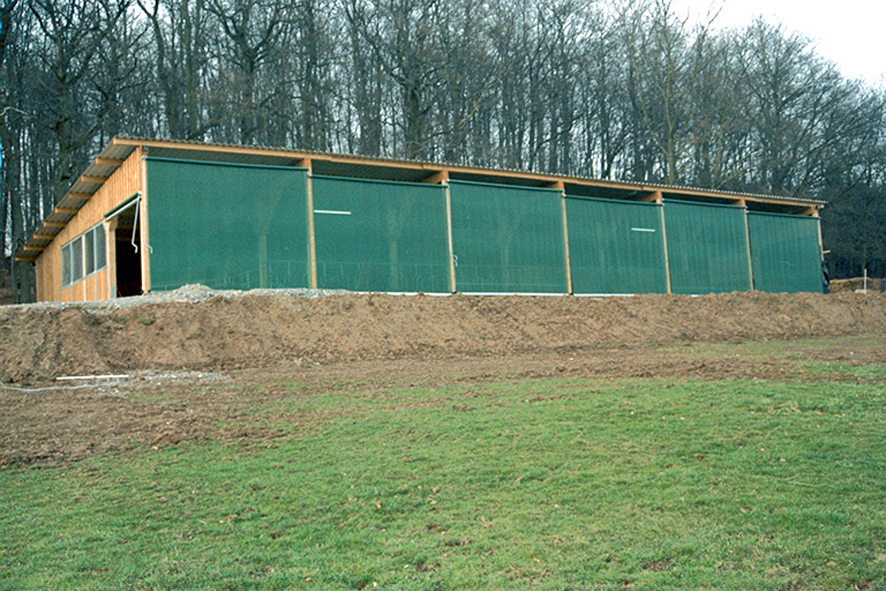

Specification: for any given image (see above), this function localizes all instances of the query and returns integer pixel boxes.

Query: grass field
[2,355,885,590]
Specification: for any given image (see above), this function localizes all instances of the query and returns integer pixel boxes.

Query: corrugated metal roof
[109,135,830,205]
[16,136,827,262]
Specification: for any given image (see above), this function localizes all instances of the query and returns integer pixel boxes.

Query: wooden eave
[15,153,129,261]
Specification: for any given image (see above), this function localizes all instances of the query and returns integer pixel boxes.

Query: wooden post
[420,170,455,292]
[302,158,318,289]
[105,216,118,298]
[660,203,673,294]
[548,181,572,294]
[258,234,269,288]
[741,203,755,291]
[428,171,457,293]
[138,147,151,294]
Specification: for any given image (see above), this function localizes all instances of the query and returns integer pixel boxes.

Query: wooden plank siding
[34,148,145,302]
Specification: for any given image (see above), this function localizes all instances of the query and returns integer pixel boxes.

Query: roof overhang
[16,136,827,262]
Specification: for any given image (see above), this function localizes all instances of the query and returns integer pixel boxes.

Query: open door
[105,194,143,298]
[114,227,142,297]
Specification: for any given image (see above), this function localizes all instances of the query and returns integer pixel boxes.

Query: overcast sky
[668,0,886,86]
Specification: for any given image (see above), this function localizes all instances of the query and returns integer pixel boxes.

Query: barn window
[61,224,106,287]
[84,223,106,275]
[61,241,73,286]
[65,237,83,286]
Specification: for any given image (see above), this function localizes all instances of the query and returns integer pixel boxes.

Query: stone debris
[5,283,349,312]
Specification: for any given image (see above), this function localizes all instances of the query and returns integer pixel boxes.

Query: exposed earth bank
[2,288,885,465]
[1,288,885,383]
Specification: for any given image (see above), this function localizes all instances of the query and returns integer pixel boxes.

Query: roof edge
[16,136,827,262]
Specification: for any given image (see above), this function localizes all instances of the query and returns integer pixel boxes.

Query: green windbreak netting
[312,176,450,292]
[146,158,309,291]
[449,181,568,293]
[664,200,752,294]
[566,197,668,294]
[748,212,822,293]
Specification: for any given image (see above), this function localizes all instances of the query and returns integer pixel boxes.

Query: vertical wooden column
[138,147,151,294]
[549,180,572,294]
[650,192,673,294]
[258,235,269,288]
[444,178,457,293]
[735,198,754,291]
[302,158,318,289]
[105,216,118,298]
[423,169,456,293]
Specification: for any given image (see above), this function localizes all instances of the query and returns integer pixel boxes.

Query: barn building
[16,137,826,302]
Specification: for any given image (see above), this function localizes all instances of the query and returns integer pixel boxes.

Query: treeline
[2,0,885,289]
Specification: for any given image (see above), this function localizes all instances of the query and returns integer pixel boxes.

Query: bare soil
[1,290,885,466]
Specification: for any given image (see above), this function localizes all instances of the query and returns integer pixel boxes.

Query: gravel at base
[7,284,349,311]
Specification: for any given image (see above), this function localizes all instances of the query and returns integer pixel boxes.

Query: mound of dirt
[1,290,885,384]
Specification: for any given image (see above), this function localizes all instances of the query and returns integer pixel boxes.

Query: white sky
[669,0,886,86]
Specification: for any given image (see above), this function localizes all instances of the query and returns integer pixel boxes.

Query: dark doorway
[115,227,142,297]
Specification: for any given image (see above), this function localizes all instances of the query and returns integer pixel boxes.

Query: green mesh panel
[748,212,822,293]
[664,200,752,294]
[146,158,309,291]
[312,176,450,292]
[566,196,668,294]
[449,181,568,293]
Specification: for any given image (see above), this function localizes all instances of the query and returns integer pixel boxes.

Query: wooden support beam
[302,158,318,289]
[733,198,747,207]
[637,190,663,203]
[22,245,42,251]
[560,191,573,294]
[792,206,817,216]
[445,184,456,293]
[545,180,572,293]
[44,221,66,228]
[660,206,673,294]
[138,152,151,294]
[94,157,124,166]
[80,175,107,184]
[54,208,78,215]
[106,217,118,298]
[68,192,91,201]
[33,233,55,241]
[742,209,754,290]
[423,170,449,184]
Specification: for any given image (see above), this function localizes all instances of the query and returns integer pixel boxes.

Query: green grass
[3,374,886,590]
[801,362,886,381]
